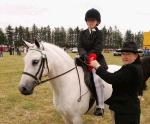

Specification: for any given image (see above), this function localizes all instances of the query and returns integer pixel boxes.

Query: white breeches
[92,69,105,108]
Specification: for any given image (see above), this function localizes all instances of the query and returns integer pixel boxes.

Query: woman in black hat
[78,8,108,116]
[90,41,143,124]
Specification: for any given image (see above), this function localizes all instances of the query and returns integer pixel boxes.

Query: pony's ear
[35,39,40,48]
[23,40,33,48]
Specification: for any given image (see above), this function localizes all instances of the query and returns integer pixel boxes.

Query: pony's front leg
[72,116,82,124]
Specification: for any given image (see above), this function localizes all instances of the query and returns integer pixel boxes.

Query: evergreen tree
[54,27,60,45]
[67,27,74,47]
[0,28,7,45]
[113,26,123,48]
[101,26,108,48]
[124,30,134,42]
[24,27,31,42]
[51,30,55,44]
[40,27,47,41]
[74,26,80,47]
[17,26,24,46]
[14,27,19,47]
[5,25,14,46]
[31,24,39,42]
[47,25,51,43]
[59,27,66,47]
[134,32,143,48]
[107,27,113,48]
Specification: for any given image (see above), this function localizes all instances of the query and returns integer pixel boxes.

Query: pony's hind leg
[72,116,82,124]
[62,115,73,124]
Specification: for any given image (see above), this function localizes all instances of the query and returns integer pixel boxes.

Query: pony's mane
[42,42,73,62]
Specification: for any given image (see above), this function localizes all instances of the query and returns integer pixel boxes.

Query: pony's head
[19,40,49,95]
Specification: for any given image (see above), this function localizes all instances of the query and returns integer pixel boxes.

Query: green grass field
[0,52,150,124]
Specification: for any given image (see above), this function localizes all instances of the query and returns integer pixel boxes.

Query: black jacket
[78,27,107,68]
[96,57,143,114]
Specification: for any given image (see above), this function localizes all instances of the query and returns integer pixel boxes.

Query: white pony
[19,40,121,124]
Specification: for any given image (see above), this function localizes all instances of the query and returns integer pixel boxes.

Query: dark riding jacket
[96,57,143,114]
[78,27,107,68]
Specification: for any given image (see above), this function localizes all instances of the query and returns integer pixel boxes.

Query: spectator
[0,46,3,57]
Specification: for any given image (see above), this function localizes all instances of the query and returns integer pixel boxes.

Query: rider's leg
[92,69,105,116]
[95,77,104,109]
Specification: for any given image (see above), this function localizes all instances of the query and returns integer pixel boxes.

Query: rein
[39,67,76,84]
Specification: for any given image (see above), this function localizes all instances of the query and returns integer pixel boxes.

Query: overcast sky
[0,0,150,34]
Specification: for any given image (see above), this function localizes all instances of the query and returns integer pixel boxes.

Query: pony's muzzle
[18,83,34,95]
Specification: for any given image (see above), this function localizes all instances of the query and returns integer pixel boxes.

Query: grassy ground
[0,52,150,124]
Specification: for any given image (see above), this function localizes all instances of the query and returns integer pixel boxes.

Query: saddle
[75,57,97,111]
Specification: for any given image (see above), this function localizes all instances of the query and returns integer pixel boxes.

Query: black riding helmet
[85,8,101,25]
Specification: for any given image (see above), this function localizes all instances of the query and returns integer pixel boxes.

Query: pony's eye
[32,60,39,65]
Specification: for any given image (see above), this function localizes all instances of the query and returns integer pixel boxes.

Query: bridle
[22,47,84,102]
[22,48,76,86]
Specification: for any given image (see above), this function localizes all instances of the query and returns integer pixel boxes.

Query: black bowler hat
[116,42,143,53]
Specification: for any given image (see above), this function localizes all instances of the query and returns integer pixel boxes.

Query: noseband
[22,48,76,86]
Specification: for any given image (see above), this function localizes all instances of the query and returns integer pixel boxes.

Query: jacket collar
[132,55,141,64]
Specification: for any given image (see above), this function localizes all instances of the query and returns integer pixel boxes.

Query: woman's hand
[138,96,144,102]
[89,60,101,69]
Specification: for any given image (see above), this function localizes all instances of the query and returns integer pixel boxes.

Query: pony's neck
[43,42,75,77]
[43,43,77,97]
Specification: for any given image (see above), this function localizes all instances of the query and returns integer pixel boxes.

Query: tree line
[0,24,143,49]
